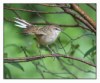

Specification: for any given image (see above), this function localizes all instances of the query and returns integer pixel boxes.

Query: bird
[14,17,61,53]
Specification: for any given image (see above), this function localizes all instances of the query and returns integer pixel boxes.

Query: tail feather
[14,17,32,28]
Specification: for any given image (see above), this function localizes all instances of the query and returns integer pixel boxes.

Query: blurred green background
[4,4,96,79]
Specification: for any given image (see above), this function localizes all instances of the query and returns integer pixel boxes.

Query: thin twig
[31,22,79,27]
[4,7,65,14]
[71,4,96,29]
[87,4,96,11]
[57,58,78,78]
[4,54,96,67]
[4,5,21,19]
[27,4,49,24]
[39,4,68,8]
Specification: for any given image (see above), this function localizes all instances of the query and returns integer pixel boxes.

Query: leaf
[4,65,12,79]
[9,63,24,71]
[84,46,96,58]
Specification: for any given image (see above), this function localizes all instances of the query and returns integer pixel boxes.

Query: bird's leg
[38,44,42,56]
[34,37,42,56]
[36,43,43,57]
[46,45,58,60]
[46,45,54,54]
[36,43,48,68]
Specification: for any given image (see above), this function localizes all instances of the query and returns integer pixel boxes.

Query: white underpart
[51,29,61,41]
[44,29,61,45]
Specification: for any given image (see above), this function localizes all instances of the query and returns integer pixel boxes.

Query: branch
[31,22,79,27]
[4,54,96,67]
[4,7,65,14]
[71,4,96,29]
[57,4,96,33]
[39,4,67,8]
[87,4,96,11]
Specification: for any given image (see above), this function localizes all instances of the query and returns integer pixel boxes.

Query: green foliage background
[4,4,96,79]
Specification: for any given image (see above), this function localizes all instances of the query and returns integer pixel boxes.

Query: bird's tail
[14,17,32,28]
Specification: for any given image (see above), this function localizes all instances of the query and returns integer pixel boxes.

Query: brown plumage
[15,18,61,46]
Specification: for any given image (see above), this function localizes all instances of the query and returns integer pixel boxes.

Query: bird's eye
[55,28,60,31]
[54,28,58,30]
[55,28,58,30]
